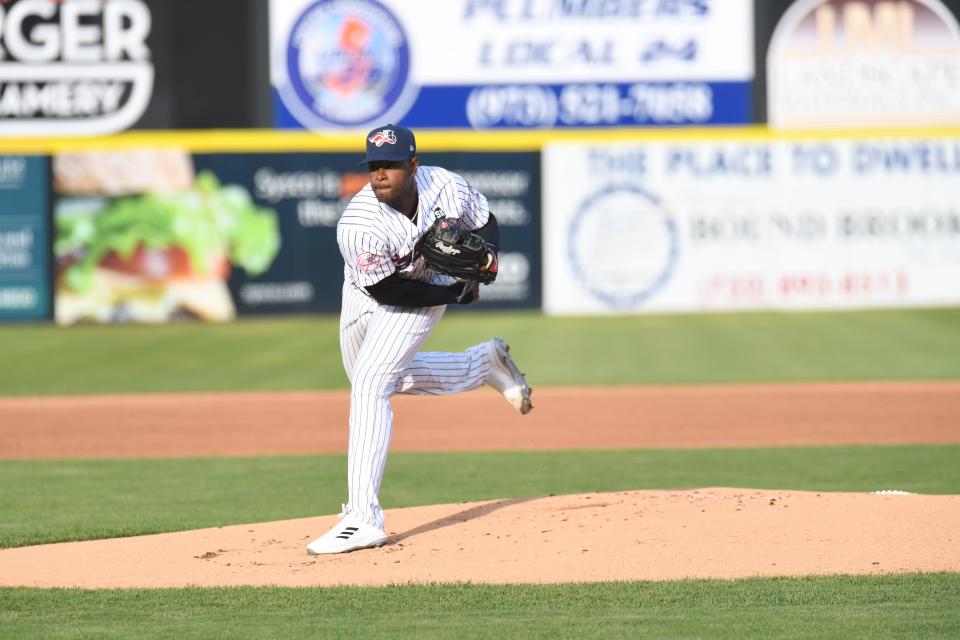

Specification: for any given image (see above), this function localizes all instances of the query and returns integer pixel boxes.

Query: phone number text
[466,82,713,128]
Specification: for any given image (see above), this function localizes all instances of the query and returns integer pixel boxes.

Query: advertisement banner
[767,0,960,129]
[51,148,539,323]
[193,152,348,316]
[543,135,960,314]
[269,0,754,130]
[52,149,283,324]
[0,0,156,136]
[0,156,49,320]
[197,151,541,314]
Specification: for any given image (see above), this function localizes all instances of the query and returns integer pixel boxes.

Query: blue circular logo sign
[567,185,679,308]
[278,0,417,129]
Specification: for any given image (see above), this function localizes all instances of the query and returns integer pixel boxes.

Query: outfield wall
[1,127,959,323]
[3,0,960,322]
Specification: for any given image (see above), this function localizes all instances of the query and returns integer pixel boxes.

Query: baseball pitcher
[306,124,533,555]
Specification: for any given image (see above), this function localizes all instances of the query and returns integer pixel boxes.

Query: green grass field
[1,308,959,638]
[3,575,958,640]
[2,308,959,395]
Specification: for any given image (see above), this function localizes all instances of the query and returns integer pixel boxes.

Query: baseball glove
[418,217,497,284]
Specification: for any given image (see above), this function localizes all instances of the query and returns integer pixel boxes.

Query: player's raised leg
[396,338,533,414]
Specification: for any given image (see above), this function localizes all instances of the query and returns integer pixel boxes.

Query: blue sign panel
[0,156,49,321]
[194,151,541,314]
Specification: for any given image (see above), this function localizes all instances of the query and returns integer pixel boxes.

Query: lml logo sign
[767,0,960,129]
[0,0,154,136]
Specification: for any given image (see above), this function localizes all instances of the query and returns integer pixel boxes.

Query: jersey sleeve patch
[356,252,383,273]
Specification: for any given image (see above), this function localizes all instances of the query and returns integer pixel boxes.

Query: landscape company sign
[767,0,960,129]
[543,136,960,315]
[269,0,754,130]
[0,0,154,136]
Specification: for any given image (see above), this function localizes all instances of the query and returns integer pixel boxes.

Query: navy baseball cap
[360,124,416,164]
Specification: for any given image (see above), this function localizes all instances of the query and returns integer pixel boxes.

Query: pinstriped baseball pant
[339,282,492,530]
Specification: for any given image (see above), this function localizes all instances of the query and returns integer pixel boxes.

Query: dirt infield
[1,381,958,588]
[2,382,959,458]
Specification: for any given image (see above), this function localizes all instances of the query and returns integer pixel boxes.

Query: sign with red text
[543,135,960,314]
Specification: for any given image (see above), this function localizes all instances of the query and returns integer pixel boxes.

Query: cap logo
[369,130,397,147]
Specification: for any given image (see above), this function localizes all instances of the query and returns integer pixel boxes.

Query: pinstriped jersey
[337,165,490,289]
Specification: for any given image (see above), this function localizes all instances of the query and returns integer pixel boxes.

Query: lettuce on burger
[54,150,280,324]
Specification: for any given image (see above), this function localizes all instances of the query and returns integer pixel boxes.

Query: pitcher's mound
[1,488,958,588]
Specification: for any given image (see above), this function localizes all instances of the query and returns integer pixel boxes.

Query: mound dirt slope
[1,488,958,588]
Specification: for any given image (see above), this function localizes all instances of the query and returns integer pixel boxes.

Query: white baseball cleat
[306,515,388,555]
[486,337,533,415]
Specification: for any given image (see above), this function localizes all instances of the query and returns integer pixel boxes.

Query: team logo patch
[276,0,418,130]
[369,130,397,147]
[357,252,382,273]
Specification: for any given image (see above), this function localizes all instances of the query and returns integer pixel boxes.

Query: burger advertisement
[53,149,281,324]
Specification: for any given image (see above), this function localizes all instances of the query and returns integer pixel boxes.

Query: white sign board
[543,136,960,314]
